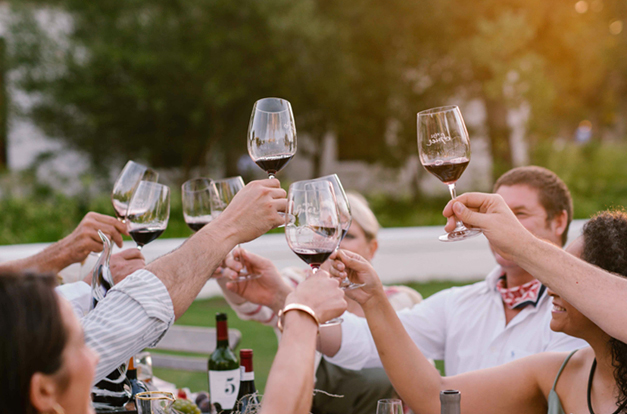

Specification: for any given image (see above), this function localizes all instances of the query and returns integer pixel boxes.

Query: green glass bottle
[208,313,240,414]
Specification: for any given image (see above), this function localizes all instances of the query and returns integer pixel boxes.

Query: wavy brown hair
[581,210,627,410]
[0,273,68,414]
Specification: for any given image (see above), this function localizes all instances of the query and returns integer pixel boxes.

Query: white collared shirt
[325,266,588,376]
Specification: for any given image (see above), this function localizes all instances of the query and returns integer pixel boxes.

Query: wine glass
[417,105,481,242]
[376,399,403,414]
[209,176,245,217]
[312,174,364,290]
[286,180,342,325]
[111,160,159,221]
[247,97,297,179]
[135,391,176,414]
[182,177,214,232]
[211,177,261,282]
[126,181,170,250]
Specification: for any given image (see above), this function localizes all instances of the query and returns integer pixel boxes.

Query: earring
[51,403,65,414]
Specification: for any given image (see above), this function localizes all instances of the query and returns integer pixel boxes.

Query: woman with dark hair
[331,209,627,414]
[1,273,98,414]
[0,270,346,414]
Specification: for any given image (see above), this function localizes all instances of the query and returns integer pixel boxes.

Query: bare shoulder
[517,351,579,394]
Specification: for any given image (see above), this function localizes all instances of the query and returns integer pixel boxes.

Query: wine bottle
[127,356,148,399]
[440,390,461,414]
[236,349,260,413]
[208,313,240,414]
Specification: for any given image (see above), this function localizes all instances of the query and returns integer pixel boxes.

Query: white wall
[0,220,586,299]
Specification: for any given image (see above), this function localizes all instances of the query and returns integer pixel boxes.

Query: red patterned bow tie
[496,276,546,310]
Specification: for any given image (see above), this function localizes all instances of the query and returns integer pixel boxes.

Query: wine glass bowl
[126,181,170,250]
[210,177,246,218]
[247,97,297,179]
[417,105,481,242]
[211,177,260,282]
[312,174,364,290]
[182,177,214,232]
[285,180,341,271]
[111,160,159,221]
[376,399,403,414]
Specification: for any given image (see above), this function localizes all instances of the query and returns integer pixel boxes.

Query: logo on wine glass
[293,203,321,216]
[427,132,452,146]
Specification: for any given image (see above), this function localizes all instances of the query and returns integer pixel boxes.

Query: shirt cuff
[109,269,175,346]
[56,281,92,318]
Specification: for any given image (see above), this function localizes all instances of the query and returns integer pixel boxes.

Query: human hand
[82,249,146,285]
[224,248,293,314]
[285,270,346,325]
[327,249,384,306]
[209,180,286,244]
[442,192,531,261]
[110,249,146,284]
[58,212,128,267]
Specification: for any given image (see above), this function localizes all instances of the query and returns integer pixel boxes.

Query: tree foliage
[7,0,627,184]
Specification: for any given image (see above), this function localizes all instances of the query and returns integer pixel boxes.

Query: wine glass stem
[268,173,276,179]
[311,266,319,274]
[136,245,142,251]
[448,183,465,230]
[447,183,458,200]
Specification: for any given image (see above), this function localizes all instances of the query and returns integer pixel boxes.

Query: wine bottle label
[209,369,240,409]
[240,366,255,381]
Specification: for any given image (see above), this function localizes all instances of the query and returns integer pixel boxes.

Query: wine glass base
[320,317,343,326]
[340,281,365,291]
[231,273,263,282]
[439,228,482,242]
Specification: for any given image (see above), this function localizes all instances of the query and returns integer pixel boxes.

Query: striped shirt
[80,269,174,383]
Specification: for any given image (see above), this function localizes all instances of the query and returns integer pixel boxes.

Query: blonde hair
[347,192,380,241]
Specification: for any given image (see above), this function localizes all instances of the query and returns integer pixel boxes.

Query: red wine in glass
[254,153,294,177]
[185,218,212,232]
[422,157,469,184]
[129,228,165,248]
[293,248,335,268]
[126,181,170,250]
[182,177,214,233]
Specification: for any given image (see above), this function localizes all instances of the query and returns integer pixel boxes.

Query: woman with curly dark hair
[333,209,627,414]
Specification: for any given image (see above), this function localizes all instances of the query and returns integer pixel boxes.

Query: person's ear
[367,238,379,260]
[30,372,60,413]
[550,210,569,243]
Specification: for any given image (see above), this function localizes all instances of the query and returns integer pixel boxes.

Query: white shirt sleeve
[325,288,452,370]
[56,281,92,318]
[82,269,175,383]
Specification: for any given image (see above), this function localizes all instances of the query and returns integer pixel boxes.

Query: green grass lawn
[152,278,478,394]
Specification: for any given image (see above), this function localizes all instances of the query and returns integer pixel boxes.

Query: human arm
[259,271,347,414]
[443,193,627,343]
[333,249,551,414]
[146,179,286,319]
[0,212,127,274]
